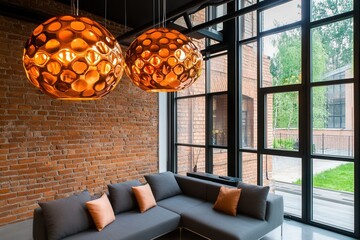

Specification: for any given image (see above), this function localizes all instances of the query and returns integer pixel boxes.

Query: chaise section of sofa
[152,174,284,240]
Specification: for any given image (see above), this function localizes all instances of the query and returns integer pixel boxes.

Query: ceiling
[55,0,228,44]
[56,0,204,29]
[0,0,229,45]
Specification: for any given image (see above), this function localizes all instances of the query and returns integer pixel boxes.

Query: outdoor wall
[0,0,159,226]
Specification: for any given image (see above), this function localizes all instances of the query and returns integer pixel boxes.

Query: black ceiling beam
[197,28,223,42]
[207,0,234,8]
[200,42,227,56]
[183,13,193,30]
[0,1,52,24]
[116,0,213,41]
[183,0,292,35]
[165,22,223,43]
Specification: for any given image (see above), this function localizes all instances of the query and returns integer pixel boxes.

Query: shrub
[273,138,296,150]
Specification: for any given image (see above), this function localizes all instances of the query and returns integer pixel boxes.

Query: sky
[261,0,301,57]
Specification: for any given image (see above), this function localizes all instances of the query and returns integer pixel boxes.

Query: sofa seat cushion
[157,194,206,214]
[181,202,271,240]
[62,206,181,240]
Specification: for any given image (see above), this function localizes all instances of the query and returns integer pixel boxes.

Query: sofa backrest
[145,172,182,201]
[108,180,141,214]
[175,174,226,203]
[174,174,278,221]
[33,208,47,240]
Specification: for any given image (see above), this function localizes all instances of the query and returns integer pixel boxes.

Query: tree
[269,29,327,130]
[270,0,353,132]
[312,0,353,76]
[270,29,301,130]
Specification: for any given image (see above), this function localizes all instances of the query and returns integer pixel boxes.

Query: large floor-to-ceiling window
[170,0,358,237]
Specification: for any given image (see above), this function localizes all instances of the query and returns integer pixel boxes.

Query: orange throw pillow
[213,186,242,216]
[132,184,157,213]
[86,194,115,231]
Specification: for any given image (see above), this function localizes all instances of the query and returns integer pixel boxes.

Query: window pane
[311,18,353,82]
[212,148,227,176]
[311,0,353,22]
[190,8,206,26]
[311,84,354,157]
[214,4,227,31]
[211,95,227,146]
[262,28,301,87]
[266,92,299,151]
[263,155,302,217]
[239,11,257,40]
[177,97,205,145]
[312,159,354,232]
[260,0,301,32]
[241,42,257,149]
[177,146,205,175]
[241,152,257,185]
[239,0,256,8]
[209,55,227,93]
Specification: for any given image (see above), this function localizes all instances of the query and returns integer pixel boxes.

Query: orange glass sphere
[125,28,203,92]
[23,15,125,100]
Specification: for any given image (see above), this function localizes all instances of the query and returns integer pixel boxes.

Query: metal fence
[274,133,353,157]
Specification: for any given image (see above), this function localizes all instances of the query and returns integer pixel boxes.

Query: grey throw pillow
[108,180,141,214]
[38,190,93,240]
[145,172,182,201]
[237,182,270,220]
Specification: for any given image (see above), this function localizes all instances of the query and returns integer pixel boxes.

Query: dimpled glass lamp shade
[22,15,125,100]
[125,28,202,92]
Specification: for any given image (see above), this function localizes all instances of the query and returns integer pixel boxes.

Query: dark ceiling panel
[55,0,202,28]
[0,0,226,45]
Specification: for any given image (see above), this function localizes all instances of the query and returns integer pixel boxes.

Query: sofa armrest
[33,208,47,240]
[265,194,284,228]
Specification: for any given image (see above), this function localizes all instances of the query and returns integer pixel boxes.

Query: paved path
[274,181,354,231]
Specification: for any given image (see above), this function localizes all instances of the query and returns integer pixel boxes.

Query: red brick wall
[0,1,159,227]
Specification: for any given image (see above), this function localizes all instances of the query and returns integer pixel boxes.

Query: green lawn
[294,163,354,192]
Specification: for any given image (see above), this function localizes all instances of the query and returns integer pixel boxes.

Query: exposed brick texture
[0,1,158,226]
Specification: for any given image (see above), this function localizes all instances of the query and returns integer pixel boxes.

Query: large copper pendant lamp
[22,4,124,100]
[124,0,202,92]
[125,28,202,92]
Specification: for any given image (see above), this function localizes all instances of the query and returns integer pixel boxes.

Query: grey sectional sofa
[33,172,284,240]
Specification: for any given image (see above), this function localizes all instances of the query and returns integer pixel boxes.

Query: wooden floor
[0,218,356,240]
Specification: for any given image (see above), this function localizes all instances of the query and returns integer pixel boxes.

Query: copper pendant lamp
[22,8,124,100]
[125,28,202,92]
[124,0,202,92]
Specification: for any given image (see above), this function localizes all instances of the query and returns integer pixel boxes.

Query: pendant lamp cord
[153,0,155,27]
[158,0,160,28]
[124,0,127,33]
[153,0,165,28]
[104,0,107,28]
[162,0,166,28]
[71,0,79,16]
